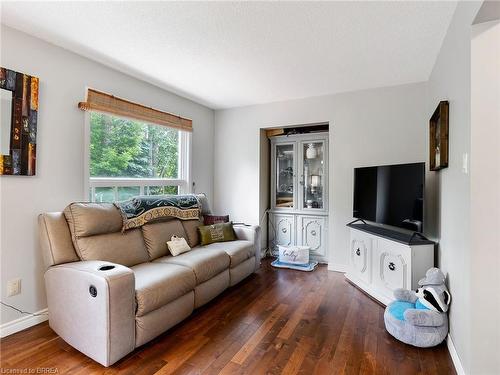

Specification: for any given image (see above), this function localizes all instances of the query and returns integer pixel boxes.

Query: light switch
[462,153,469,174]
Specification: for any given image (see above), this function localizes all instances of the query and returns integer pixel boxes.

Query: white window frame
[83,111,192,202]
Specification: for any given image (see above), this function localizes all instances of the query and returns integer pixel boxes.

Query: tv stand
[345,223,435,305]
[346,223,434,245]
[409,231,430,243]
[346,218,367,226]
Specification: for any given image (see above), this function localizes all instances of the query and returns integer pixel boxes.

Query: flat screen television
[353,162,425,232]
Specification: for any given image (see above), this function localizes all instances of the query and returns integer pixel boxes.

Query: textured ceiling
[1,1,457,109]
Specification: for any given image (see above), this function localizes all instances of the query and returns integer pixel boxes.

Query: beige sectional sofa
[38,202,261,366]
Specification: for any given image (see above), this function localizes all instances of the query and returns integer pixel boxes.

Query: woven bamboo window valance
[78,88,192,132]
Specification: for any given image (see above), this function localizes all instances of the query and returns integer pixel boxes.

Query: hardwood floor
[0,259,455,374]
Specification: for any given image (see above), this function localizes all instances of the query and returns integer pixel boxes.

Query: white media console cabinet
[345,223,435,306]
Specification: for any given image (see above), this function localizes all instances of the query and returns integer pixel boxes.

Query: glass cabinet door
[275,143,295,209]
[301,141,325,209]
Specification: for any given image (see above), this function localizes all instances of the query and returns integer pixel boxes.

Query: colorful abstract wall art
[0,68,39,176]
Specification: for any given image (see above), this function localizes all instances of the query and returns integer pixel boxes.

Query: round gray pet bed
[384,301,448,348]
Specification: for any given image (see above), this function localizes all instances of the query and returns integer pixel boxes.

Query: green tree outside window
[90,112,179,179]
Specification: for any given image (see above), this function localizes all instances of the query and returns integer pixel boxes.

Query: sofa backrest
[141,219,188,259]
[39,212,80,268]
[39,201,206,268]
[62,202,151,267]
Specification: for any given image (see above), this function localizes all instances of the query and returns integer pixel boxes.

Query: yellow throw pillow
[198,222,236,246]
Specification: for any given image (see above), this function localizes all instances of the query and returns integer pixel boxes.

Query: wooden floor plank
[155,335,209,374]
[278,291,316,340]
[230,303,288,365]
[0,259,456,375]
[281,336,313,375]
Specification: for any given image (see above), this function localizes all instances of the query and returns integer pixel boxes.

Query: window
[86,112,190,202]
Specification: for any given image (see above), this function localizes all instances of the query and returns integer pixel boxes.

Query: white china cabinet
[268,132,329,263]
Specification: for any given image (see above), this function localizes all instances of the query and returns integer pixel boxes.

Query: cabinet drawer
[270,214,295,247]
[349,230,372,284]
[298,216,327,257]
[374,238,411,297]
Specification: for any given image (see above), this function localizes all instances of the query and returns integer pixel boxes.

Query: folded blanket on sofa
[115,194,200,231]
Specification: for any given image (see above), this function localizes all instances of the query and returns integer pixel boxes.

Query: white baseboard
[328,263,348,273]
[0,308,48,338]
[447,334,466,375]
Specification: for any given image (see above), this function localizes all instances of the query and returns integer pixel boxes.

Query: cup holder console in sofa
[98,265,115,271]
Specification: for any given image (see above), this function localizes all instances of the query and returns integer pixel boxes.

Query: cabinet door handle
[310,230,317,236]
[355,248,361,256]
[89,285,97,297]
[388,262,396,271]
[281,227,287,233]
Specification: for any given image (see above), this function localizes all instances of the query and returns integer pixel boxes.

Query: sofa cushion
[132,263,196,317]
[203,214,229,225]
[181,219,202,248]
[229,257,256,286]
[154,248,229,284]
[64,202,123,237]
[76,229,149,266]
[198,222,236,246]
[63,202,149,266]
[203,240,255,267]
[142,219,187,260]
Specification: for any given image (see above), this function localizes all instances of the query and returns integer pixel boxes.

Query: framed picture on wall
[0,67,39,175]
[429,100,449,171]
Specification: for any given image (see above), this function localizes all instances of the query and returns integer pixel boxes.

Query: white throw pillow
[166,236,191,256]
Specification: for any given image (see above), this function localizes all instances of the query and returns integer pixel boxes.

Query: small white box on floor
[278,245,310,265]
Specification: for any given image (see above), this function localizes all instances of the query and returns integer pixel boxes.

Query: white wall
[2,9,496,372]
[426,2,482,373]
[0,26,214,326]
[214,82,427,268]
[470,20,500,375]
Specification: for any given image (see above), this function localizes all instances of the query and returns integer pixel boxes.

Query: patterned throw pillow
[203,214,230,225]
[198,222,236,246]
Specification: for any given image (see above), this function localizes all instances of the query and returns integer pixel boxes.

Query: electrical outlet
[7,278,21,297]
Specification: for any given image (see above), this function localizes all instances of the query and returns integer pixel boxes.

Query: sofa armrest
[233,224,261,270]
[45,261,135,366]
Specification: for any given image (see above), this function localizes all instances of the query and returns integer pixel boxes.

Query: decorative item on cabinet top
[0,67,39,176]
[265,123,329,139]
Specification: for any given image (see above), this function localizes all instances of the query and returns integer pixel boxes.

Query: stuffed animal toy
[384,267,451,347]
